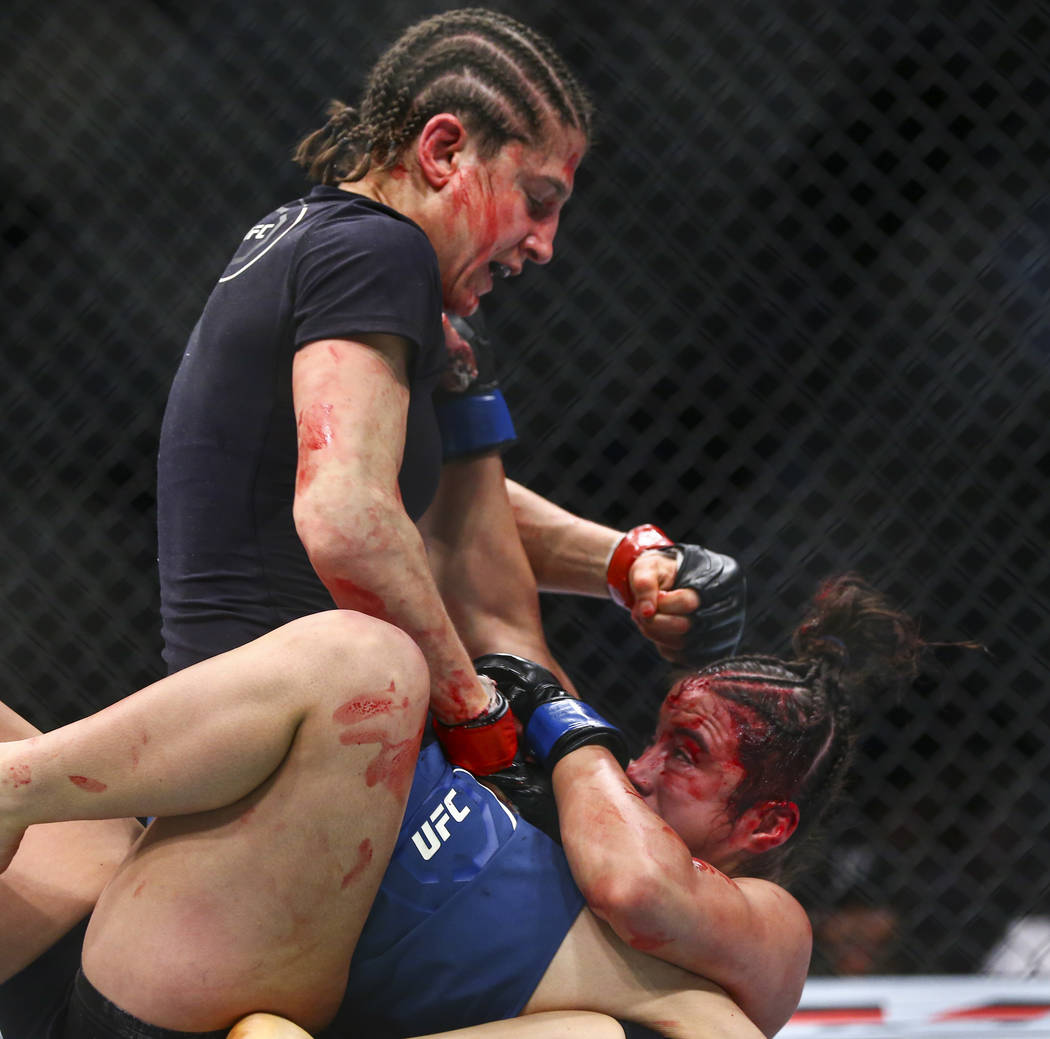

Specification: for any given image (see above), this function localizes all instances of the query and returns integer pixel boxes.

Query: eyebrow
[536,174,570,202]
[674,726,708,753]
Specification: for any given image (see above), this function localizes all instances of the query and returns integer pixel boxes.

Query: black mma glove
[473,653,630,772]
[606,524,747,668]
[433,311,517,459]
[482,754,562,842]
[668,544,747,666]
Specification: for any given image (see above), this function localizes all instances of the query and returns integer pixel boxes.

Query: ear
[740,800,799,854]
[416,114,468,188]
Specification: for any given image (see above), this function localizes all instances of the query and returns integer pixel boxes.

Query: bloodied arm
[292,334,493,725]
[418,452,577,695]
[549,747,811,1038]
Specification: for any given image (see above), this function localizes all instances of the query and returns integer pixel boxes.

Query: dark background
[2,0,1047,976]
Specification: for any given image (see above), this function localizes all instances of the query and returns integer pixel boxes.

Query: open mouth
[489,262,513,279]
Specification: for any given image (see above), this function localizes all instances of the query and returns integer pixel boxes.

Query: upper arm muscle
[292,335,413,500]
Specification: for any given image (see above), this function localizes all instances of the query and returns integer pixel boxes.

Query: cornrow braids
[683,574,922,882]
[294,9,593,186]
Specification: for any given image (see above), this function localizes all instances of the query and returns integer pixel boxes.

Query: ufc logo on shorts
[410,788,471,861]
[243,223,275,240]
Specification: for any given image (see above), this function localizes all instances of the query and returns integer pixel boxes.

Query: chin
[444,294,480,318]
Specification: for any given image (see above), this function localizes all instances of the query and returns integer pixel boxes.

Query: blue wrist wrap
[526,699,623,768]
[435,389,517,460]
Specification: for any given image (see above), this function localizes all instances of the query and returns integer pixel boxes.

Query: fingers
[630,591,692,659]
[649,587,700,615]
[626,551,677,619]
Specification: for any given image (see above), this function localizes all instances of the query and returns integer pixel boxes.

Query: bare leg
[0,610,429,1033]
[229,1011,630,1039]
[0,702,141,982]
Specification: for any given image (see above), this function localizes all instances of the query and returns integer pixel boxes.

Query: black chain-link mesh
[2,0,1047,977]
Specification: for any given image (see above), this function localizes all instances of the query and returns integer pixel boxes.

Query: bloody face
[626,675,773,868]
[431,124,586,316]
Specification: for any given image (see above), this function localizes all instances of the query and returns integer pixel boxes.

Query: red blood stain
[298,402,335,451]
[627,928,672,952]
[693,858,737,887]
[69,775,107,792]
[369,736,418,798]
[332,684,397,725]
[436,668,480,722]
[6,764,31,787]
[340,838,374,889]
[337,728,417,795]
[562,151,581,185]
[331,687,418,797]
[296,402,336,494]
[446,165,508,266]
[325,578,394,622]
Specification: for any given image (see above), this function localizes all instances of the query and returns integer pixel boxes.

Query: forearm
[552,747,696,922]
[423,458,576,692]
[299,487,491,722]
[506,480,621,598]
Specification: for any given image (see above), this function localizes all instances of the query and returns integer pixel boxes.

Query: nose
[626,745,659,794]
[523,216,558,265]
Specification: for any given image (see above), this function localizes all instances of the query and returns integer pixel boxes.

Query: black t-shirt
[158,186,446,673]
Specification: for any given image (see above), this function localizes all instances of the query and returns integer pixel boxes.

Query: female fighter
[154,6,743,762]
[0,574,922,1038]
[156,7,593,751]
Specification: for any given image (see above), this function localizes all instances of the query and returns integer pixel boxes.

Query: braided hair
[294,9,593,185]
[678,574,922,882]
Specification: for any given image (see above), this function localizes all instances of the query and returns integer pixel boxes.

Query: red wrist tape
[432,699,518,775]
[606,524,673,609]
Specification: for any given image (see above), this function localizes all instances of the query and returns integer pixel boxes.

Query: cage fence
[2,0,1048,978]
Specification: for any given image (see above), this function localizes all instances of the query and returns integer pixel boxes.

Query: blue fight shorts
[321,743,586,1038]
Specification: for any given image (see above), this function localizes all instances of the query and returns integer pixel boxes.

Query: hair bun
[791,574,922,694]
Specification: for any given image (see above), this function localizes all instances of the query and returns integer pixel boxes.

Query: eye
[672,739,697,764]
[526,195,548,218]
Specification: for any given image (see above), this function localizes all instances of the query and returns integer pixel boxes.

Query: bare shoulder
[729,876,812,1032]
[735,875,812,952]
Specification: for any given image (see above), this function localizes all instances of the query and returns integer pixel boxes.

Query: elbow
[580,866,671,949]
[294,484,406,587]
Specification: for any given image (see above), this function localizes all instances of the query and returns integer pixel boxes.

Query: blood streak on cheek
[5,764,31,787]
[446,169,481,237]
[341,838,374,889]
[69,775,107,792]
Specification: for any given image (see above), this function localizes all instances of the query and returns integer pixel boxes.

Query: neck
[338,178,390,208]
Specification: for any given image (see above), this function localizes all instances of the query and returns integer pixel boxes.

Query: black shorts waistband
[66,970,230,1039]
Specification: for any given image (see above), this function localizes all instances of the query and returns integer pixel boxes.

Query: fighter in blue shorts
[0,574,923,1039]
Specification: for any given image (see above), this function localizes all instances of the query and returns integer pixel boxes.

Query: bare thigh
[81,611,429,1033]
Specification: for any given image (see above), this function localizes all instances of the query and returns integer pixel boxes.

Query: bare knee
[278,610,428,715]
